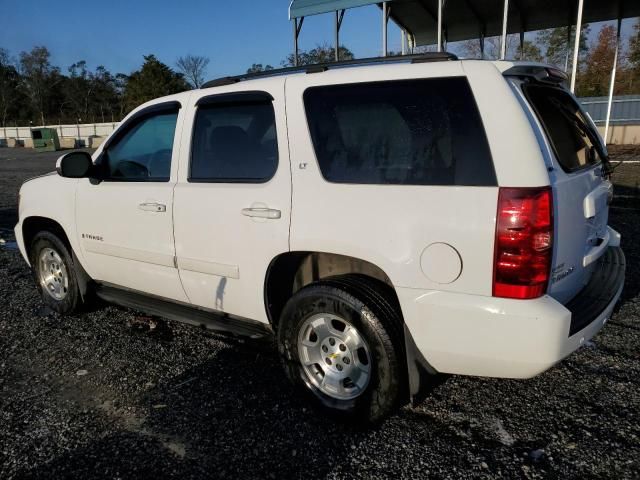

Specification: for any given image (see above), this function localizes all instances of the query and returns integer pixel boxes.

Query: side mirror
[56,151,93,178]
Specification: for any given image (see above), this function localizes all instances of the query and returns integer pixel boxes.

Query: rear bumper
[401,247,625,381]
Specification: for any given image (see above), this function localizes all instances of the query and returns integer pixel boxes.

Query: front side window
[523,84,604,172]
[190,101,278,182]
[303,77,496,186]
[103,110,178,181]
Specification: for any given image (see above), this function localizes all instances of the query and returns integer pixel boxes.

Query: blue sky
[0,0,635,80]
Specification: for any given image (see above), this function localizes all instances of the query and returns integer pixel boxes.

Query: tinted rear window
[303,77,496,186]
[523,84,604,172]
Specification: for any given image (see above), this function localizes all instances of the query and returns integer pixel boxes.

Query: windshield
[523,84,606,173]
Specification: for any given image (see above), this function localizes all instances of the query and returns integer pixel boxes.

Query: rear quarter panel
[461,61,551,188]
[286,62,500,295]
[286,61,553,295]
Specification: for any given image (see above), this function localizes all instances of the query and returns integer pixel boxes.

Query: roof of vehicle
[201,52,459,89]
[199,54,560,92]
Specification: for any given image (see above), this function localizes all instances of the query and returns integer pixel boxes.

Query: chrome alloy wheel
[38,247,69,301]
[297,313,371,400]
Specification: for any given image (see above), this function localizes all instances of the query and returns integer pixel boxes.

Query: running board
[94,283,273,339]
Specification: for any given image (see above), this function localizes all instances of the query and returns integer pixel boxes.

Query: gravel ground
[0,148,639,479]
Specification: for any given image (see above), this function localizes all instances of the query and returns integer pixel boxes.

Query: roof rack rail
[201,52,458,89]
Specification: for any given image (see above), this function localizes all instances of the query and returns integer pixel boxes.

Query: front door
[173,83,291,323]
[76,101,188,302]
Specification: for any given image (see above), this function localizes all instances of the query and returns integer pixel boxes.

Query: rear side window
[190,102,278,182]
[303,77,496,186]
[523,84,604,172]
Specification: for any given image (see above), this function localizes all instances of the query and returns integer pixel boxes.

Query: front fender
[17,174,81,265]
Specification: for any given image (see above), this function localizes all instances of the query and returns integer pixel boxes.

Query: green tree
[536,24,590,70]
[577,25,626,97]
[19,46,60,125]
[93,66,121,122]
[283,43,355,66]
[246,63,274,74]
[516,40,543,62]
[124,55,189,112]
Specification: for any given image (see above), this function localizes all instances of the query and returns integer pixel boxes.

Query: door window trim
[97,101,182,183]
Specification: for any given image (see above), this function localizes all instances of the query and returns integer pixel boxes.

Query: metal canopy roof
[289,0,640,46]
[288,0,639,141]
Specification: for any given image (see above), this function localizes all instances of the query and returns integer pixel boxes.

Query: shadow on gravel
[608,203,640,304]
[20,341,370,479]
[0,207,17,231]
[6,156,640,479]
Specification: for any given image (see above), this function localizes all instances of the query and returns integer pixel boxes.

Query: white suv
[15,54,626,422]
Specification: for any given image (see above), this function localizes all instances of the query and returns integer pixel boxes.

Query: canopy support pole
[437,0,443,52]
[519,30,524,59]
[293,17,304,66]
[334,10,345,61]
[479,29,485,59]
[401,29,407,55]
[500,0,509,59]
[382,2,388,56]
[604,17,622,144]
[570,0,584,93]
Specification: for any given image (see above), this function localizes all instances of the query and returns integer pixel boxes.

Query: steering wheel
[112,159,150,179]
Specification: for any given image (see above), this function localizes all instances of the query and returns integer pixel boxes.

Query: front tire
[30,231,82,315]
[278,275,405,423]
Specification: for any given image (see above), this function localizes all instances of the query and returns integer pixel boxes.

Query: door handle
[139,202,166,213]
[241,207,281,219]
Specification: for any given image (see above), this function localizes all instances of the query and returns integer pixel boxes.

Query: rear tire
[277,275,405,423]
[30,231,82,315]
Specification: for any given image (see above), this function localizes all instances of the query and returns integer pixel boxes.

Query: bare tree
[459,35,518,60]
[66,61,93,121]
[19,46,60,126]
[175,55,210,88]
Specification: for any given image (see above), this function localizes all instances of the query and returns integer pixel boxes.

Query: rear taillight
[493,187,553,299]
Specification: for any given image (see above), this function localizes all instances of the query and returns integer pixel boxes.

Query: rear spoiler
[502,65,568,85]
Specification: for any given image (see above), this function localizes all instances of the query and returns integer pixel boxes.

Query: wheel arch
[22,216,92,300]
[264,251,442,405]
[22,216,72,258]
[263,251,399,331]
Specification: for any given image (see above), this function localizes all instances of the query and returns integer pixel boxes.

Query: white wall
[597,124,640,145]
[0,122,119,145]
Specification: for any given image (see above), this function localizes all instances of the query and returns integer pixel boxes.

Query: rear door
[515,81,612,304]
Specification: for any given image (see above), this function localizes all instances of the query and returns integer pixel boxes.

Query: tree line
[1,20,639,128]
[0,48,205,127]
[460,21,640,96]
